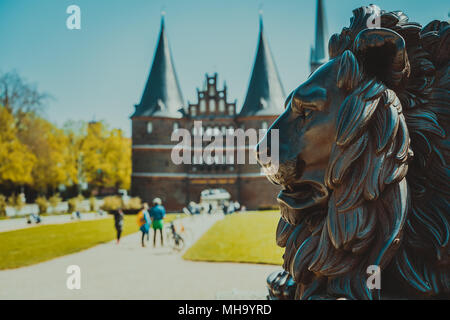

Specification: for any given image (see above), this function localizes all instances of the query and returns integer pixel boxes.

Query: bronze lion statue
[256,5,449,300]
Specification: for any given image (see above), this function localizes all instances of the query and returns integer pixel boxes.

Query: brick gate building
[131,4,327,211]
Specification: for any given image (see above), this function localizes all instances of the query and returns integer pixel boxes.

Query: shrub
[125,197,142,210]
[49,193,62,209]
[89,197,97,212]
[100,196,122,211]
[99,196,142,212]
[35,196,49,214]
[8,194,24,212]
[0,195,6,217]
[68,196,82,213]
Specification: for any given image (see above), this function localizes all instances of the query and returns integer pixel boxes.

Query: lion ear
[337,50,361,91]
[353,28,410,88]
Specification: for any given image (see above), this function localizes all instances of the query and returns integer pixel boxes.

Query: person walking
[114,208,124,244]
[137,203,150,247]
[149,198,166,247]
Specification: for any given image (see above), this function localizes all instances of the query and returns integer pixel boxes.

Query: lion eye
[303,109,313,119]
[299,109,313,120]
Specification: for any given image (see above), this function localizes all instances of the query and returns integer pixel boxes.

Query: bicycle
[166,221,185,251]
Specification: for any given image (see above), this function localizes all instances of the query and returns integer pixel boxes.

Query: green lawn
[0,213,178,270]
[183,211,284,265]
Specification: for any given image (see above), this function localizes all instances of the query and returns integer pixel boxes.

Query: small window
[173,122,179,131]
[200,100,206,113]
[191,107,196,117]
[147,122,153,134]
[209,99,216,112]
[209,85,215,96]
[228,105,234,115]
[218,100,225,112]
[262,122,268,130]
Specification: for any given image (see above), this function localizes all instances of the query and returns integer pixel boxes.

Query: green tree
[0,195,6,217]
[0,105,36,186]
[81,122,131,190]
[17,113,73,193]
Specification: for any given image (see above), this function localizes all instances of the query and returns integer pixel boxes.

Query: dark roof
[132,16,184,118]
[238,16,285,117]
[310,0,328,72]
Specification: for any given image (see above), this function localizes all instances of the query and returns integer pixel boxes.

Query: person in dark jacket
[149,198,166,247]
[114,208,124,244]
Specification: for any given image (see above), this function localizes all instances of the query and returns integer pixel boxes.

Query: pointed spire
[310,0,328,73]
[259,9,264,31]
[133,13,184,118]
[239,14,285,117]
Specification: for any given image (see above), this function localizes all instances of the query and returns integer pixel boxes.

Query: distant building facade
[131,2,327,211]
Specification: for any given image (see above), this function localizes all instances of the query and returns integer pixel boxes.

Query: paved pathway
[0,212,107,233]
[0,214,279,300]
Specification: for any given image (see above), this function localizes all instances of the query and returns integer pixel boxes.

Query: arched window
[200,100,206,113]
[262,122,268,130]
[218,100,225,112]
[208,82,215,96]
[209,99,216,112]
[147,122,153,134]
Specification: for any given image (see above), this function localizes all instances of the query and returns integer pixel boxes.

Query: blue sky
[1,0,448,136]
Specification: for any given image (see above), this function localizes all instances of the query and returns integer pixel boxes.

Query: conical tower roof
[310,0,328,72]
[132,15,184,118]
[239,16,285,117]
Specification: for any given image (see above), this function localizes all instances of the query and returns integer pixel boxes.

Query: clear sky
[1,0,448,137]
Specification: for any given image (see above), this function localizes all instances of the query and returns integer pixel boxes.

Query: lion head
[257,6,449,300]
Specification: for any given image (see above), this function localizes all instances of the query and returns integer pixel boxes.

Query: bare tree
[0,70,50,115]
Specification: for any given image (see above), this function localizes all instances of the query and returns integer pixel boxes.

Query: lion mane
[273,6,449,299]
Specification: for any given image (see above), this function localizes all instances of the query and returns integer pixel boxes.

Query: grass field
[183,211,283,265]
[0,214,179,270]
